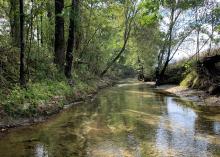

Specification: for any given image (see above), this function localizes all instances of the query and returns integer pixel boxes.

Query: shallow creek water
[0,80,220,157]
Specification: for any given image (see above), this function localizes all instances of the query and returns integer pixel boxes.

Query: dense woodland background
[0,0,220,117]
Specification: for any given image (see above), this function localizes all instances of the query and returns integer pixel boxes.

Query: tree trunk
[65,0,79,79]
[100,41,128,77]
[157,7,175,84]
[46,1,54,50]
[27,0,34,80]
[54,0,65,69]
[19,0,26,86]
[46,2,53,18]
[158,59,169,83]
[40,15,43,45]
[37,16,40,48]
[9,0,20,46]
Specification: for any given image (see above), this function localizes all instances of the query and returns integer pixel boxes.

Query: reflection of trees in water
[154,96,220,157]
[196,106,220,135]
[154,91,167,104]
[195,114,220,135]
[36,103,99,156]
[155,97,212,157]
[175,98,220,135]
[1,85,220,157]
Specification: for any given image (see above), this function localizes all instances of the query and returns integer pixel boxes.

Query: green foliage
[177,0,204,9]
[2,77,100,117]
[213,7,220,32]
[3,80,69,117]
[138,0,160,25]
[161,0,204,10]
[1,0,220,119]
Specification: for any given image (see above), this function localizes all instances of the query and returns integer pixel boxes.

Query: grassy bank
[0,44,119,122]
[2,79,93,117]
[0,47,118,130]
[0,76,116,129]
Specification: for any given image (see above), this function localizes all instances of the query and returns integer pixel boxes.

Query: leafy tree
[100,0,139,76]
[155,0,205,85]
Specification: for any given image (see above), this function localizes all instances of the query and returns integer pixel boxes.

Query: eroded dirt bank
[156,84,220,106]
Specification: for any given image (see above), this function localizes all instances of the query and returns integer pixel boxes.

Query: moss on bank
[180,70,199,88]
[180,65,216,90]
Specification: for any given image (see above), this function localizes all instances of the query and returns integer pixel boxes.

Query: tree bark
[100,38,129,77]
[65,0,79,79]
[40,15,43,45]
[9,0,20,46]
[19,0,26,86]
[54,0,65,69]
[37,16,40,48]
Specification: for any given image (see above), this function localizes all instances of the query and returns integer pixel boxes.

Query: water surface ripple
[0,80,220,157]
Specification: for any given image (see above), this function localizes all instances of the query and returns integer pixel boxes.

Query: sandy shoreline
[155,84,220,106]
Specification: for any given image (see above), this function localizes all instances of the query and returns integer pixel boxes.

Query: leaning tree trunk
[157,7,175,85]
[65,0,79,79]
[54,0,65,69]
[100,1,137,77]
[100,41,128,77]
[19,0,26,86]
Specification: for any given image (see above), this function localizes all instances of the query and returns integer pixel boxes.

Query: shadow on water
[0,80,220,157]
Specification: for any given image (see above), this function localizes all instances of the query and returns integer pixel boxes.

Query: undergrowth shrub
[2,77,99,118]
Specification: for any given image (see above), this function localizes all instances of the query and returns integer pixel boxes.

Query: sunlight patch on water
[0,82,220,157]
[214,122,220,134]
[35,143,48,157]
[117,82,146,87]
[87,141,130,157]
[154,97,216,157]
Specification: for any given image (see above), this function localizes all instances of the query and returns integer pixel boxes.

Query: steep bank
[156,84,220,106]
[180,57,220,95]
[159,53,220,105]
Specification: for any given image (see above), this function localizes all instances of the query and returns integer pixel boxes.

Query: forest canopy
[0,0,220,88]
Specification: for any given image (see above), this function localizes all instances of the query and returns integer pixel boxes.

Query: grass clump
[2,80,71,117]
